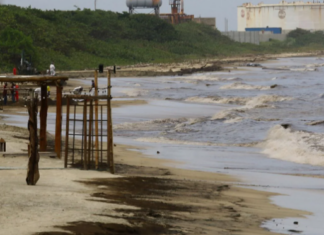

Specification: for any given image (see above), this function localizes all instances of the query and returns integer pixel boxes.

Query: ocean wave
[211,110,244,123]
[243,95,292,109]
[115,117,189,131]
[136,137,224,146]
[186,95,292,109]
[121,88,147,97]
[220,82,272,90]
[258,125,324,166]
[136,137,258,147]
[182,75,242,82]
[208,95,292,123]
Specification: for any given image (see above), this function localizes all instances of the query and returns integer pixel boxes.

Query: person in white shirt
[49,63,56,76]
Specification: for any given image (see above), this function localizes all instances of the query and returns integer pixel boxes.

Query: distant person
[47,85,50,97]
[3,83,7,105]
[90,80,95,92]
[15,83,19,102]
[50,63,56,76]
[11,83,15,103]
[13,67,17,75]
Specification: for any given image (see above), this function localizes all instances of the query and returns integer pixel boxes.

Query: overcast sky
[2,0,283,31]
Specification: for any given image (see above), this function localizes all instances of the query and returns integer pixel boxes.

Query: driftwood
[26,97,40,185]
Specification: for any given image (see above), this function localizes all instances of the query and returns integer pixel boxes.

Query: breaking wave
[186,95,292,109]
[121,88,147,97]
[115,118,188,131]
[220,82,272,90]
[182,74,242,82]
[259,125,324,166]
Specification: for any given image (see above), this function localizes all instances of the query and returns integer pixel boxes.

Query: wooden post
[26,96,40,185]
[64,98,70,168]
[55,84,63,159]
[83,99,88,170]
[88,100,94,170]
[107,70,115,174]
[94,70,99,169]
[39,84,48,151]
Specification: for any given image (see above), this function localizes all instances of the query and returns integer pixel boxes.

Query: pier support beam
[55,83,63,159]
[39,84,48,151]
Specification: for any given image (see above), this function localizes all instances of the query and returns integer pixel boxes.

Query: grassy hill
[0,5,323,72]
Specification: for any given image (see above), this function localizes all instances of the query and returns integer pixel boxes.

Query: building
[238,1,324,32]
[193,18,216,28]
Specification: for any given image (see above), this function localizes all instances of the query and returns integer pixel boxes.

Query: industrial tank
[238,1,324,32]
[126,0,162,9]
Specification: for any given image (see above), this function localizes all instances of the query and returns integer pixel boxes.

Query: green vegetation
[0,5,323,72]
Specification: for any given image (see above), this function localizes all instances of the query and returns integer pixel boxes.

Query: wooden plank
[39,84,48,151]
[55,85,63,159]
[94,70,99,169]
[0,76,69,83]
[107,71,115,174]
[64,98,70,168]
[65,95,111,100]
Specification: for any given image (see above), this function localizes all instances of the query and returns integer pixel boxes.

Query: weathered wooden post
[94,70,99,169]
[107,70,114,174]
[40,84,48,151]
[83,99,88,169]
[26,91,40,185]
[64,97,70,168]
[55,83,63,159]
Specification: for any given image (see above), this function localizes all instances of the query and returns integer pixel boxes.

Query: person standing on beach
[50,63,55,76]
[15,83,19,101]
[90,80,95,92]
[11,83,15,103]
[3,83,7,105]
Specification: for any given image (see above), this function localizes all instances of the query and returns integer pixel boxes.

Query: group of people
[3,83,19,105]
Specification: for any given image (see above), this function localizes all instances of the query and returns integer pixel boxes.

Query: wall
[222,31,260,45]
[238,2,324,31]
[193,17,216,28]
[222,31,288,45]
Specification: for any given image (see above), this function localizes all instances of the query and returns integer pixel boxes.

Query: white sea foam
[243,95,292,109]
[115,118,188,130]
[186,95,292,109]
[121,88,147,97]
[182,75,242,82]
[259,125,324,166]
[220,82,271,90]
[136,137,223,146]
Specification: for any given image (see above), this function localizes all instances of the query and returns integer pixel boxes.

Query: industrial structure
[238,1,324,32]
[127,0,162,15]
[160,0,194,24]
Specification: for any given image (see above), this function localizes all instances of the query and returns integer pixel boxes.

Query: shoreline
[0,59,319,234]
[0,104,309,235]
[1,51,322,79]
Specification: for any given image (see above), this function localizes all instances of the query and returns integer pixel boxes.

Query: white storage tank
[127,0,163,15]
[238,1,324,32]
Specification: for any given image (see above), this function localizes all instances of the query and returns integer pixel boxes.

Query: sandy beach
[1,56,324,234]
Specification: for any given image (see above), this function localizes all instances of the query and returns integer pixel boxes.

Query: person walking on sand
[15,83,19,102]
[11,83,15,103]
[50,62,56,76]
[3,83,7,105]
